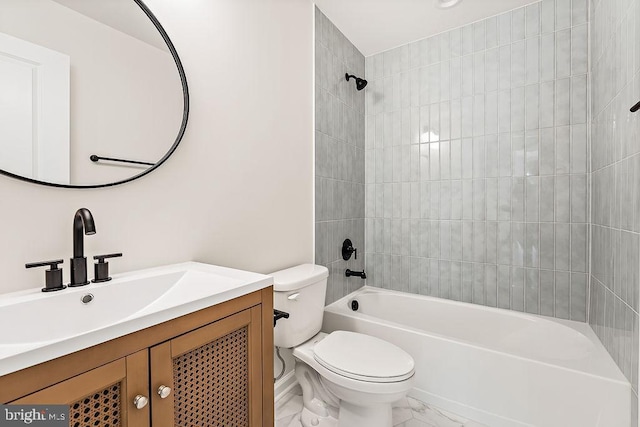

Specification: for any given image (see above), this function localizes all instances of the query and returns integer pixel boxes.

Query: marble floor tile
[392,398,414,425]
[275,386,487,427]
[405,396,478,426]
[395,419,437,427]
[275,386,303,427]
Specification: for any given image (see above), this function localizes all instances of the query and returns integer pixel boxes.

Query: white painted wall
[0,0,314,294]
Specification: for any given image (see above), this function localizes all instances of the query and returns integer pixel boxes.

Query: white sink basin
[0,271,184,345]
[0,262,272,376]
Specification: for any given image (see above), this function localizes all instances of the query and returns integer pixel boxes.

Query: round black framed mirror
[0,0,189,188]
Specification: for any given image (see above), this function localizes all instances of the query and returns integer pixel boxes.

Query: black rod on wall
[90,155,155,166]
[631,101,640,113]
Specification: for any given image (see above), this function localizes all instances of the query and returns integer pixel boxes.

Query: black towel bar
[90,155,155,166]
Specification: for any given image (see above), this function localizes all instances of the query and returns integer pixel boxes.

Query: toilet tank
[271,264,329,348]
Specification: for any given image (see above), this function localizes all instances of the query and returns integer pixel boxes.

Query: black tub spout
[345,269,366,279]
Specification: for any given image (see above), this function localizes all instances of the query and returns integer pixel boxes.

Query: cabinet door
[150,307,263,427]
[11,350,149,427]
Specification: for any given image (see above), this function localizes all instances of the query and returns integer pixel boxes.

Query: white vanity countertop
[0,262,273,377]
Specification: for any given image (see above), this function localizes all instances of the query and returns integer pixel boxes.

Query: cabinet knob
[133,395,149,409]
[157,385,172,399]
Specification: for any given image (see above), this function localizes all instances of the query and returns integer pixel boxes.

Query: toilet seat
[293,332,415,395]
[313,331,415,383]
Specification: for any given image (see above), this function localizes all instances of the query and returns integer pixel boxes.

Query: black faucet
[69,208,96,287]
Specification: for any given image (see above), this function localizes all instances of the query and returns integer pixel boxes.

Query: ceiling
[51,0,168,52]
[314,0,539,57]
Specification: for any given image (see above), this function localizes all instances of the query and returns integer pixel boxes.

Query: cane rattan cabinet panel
[0,289,274,427]
[11,350,149,427]
[151,307,263,427]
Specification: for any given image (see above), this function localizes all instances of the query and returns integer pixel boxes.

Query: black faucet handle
[92,253,122,283]
[26,259,64,270]
[26,259,66,292]
[93,253,123,262]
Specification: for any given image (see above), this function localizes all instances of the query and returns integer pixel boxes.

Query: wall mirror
[0,0,188,188]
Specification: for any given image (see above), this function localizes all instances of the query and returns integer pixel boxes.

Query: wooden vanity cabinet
[0,288,274,427]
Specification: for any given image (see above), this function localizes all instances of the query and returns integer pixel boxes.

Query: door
[11,350,149,427]
[0,31,70,183]
[150,307,263,427]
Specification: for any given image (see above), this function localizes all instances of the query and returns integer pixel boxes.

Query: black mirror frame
[0,0,189,189]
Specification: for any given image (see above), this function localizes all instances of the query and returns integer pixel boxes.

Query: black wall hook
[631,101,640,113]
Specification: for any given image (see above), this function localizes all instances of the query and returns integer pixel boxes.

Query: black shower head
[345,73,368,91]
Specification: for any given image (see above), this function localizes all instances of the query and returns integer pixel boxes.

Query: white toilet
[272,264,415,427]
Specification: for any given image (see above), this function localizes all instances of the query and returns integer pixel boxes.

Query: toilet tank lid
[270,264,329,292]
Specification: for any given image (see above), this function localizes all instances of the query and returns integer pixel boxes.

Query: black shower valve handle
[342,239,358,260]
[348,247,358,260]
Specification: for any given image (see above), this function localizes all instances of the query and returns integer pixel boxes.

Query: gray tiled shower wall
[363,0,590,321]
[589,0,640,417]
[315,0,640,420]
[314,8,366,304]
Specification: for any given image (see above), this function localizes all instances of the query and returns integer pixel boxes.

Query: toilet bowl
[293,331,414,427]
[271,264,415,427]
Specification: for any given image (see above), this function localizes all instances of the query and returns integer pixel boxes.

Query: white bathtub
[322,286,631,427]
